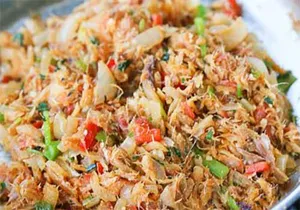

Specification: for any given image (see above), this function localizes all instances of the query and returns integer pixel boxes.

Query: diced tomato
[245,161,270,174]
[183,102,195,119]
[65,104,75,115]
[219,80,237,88]
[2,75,13,83]
[152,14,163,26]
[118,116,128,131]
[134,117,162,145]
[48,65,56,73]
[33,120,43,129]
[78,84,84,92]
[80,122,100,150]
[224,0,242,18]
[96,163,104,174]
[254,106,267,123]
[107,58,116,69]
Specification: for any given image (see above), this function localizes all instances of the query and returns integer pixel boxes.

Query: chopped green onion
[96,131,107,142]
[42,111,52,145]
[132,155,139,161]
[227,196,240,210]
[251,68,261,79]
[90,36,100,45]
[34,201,54,210]
[0,182,6,192]
[0,112,4,123]
[277,71,297,94]
[14,117,22,125]
[37,102,49,113]
[194,17,205,36]
[86,163,97,172]
[206,130,213,141]
[236,84,242,99]
[138,19,145,32]
[203,159,229,179]
[75,59,88,72]
[172,147,182,158]
[43,141,60,161]
[128,131,134,138]
[40,74,46,80]
[161,51,170,61]
[264,60,273,70]
[208,86,215,97]
[35,56,41,63]
[13,33,24,46]
[196,5,207,19]
[193,146,204,158]
[264,96,273,105]
[27,148,43,156]
[117,60,131,72]
[200,44,207,57]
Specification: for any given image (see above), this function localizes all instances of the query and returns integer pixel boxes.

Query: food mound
[0,0,299,209]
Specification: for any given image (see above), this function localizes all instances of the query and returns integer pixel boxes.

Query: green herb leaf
[13,33,24,46]
[90,36,100,46]
[196,5,207,19]
[200,44,207,57]
[194,17,205,36]
[236,84,242,99]
[117,60,131,72]
[96,131,107,142]
[37,102,49,113]
[0,112,4,123]
[206,130,213,141]
[34,201,54,210]
[227,196,240,210]
[264,96,273,105]
[132,155,139,161]
[44,141,60,161]
[139,19,145,32]
[277,71,297,94]
[86,163,97,172]
[193,146,204,158]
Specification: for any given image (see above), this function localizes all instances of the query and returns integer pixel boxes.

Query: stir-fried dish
[0,0,299,209]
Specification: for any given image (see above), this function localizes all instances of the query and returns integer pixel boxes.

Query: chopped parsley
[117,60,131,72]
[96,131,107,143]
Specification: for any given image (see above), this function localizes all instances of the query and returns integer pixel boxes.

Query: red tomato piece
[80,122,100,150]
[118,116,128,131]
[245,161,270,174]
[48,65,56,73]
[65,104,75,116]
[152,14,163,26]
[183,102,195,119]
[134,117,162,145]
[33,120,43,129]
[224,0,242,18]
[2,75,13,83]
[96,163,104,174]
[107,58,116,69]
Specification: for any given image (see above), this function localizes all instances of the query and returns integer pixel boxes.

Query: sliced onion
[120,136,136,155]
[240,98,255,112]
[94,61,117,104]
[16,124,43,141]
[276,154,288,173]
[132,26,164,50]
[53,112,67,140]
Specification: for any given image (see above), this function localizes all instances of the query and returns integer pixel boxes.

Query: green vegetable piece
[118,60,131,72]
[96,131,107,142]
[193,146,204,158]
[264,96,273,105]
[44,141,60,161]
[200,44,207,57]
[264,60,273,69]
[139,19,145,32]
[203,159,229,179]
[162,52,170,61]
[40,74,46,80]
[42,111,52,145]
[86,163,97,172]
[13,33,24,46]
[76,59,88,72]
[196,5,207,19]
[90,36,100,45]
[206,130,213,141]
[132,155,139,161]
[37,102,49,113]
[251,68,261,79]
[208,86,215,97]
[27,148,43,156]
[172,147,182,158]
[128,131,134,138]
[34,201,54,210]
[0,182,6,192]
[227,196,240,210]
[0,112,4,123]
[277,71,297,94]
[194,17,205,36]
[236,84,242,99]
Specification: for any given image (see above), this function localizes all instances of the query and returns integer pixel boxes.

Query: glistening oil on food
[0,0,299,209]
